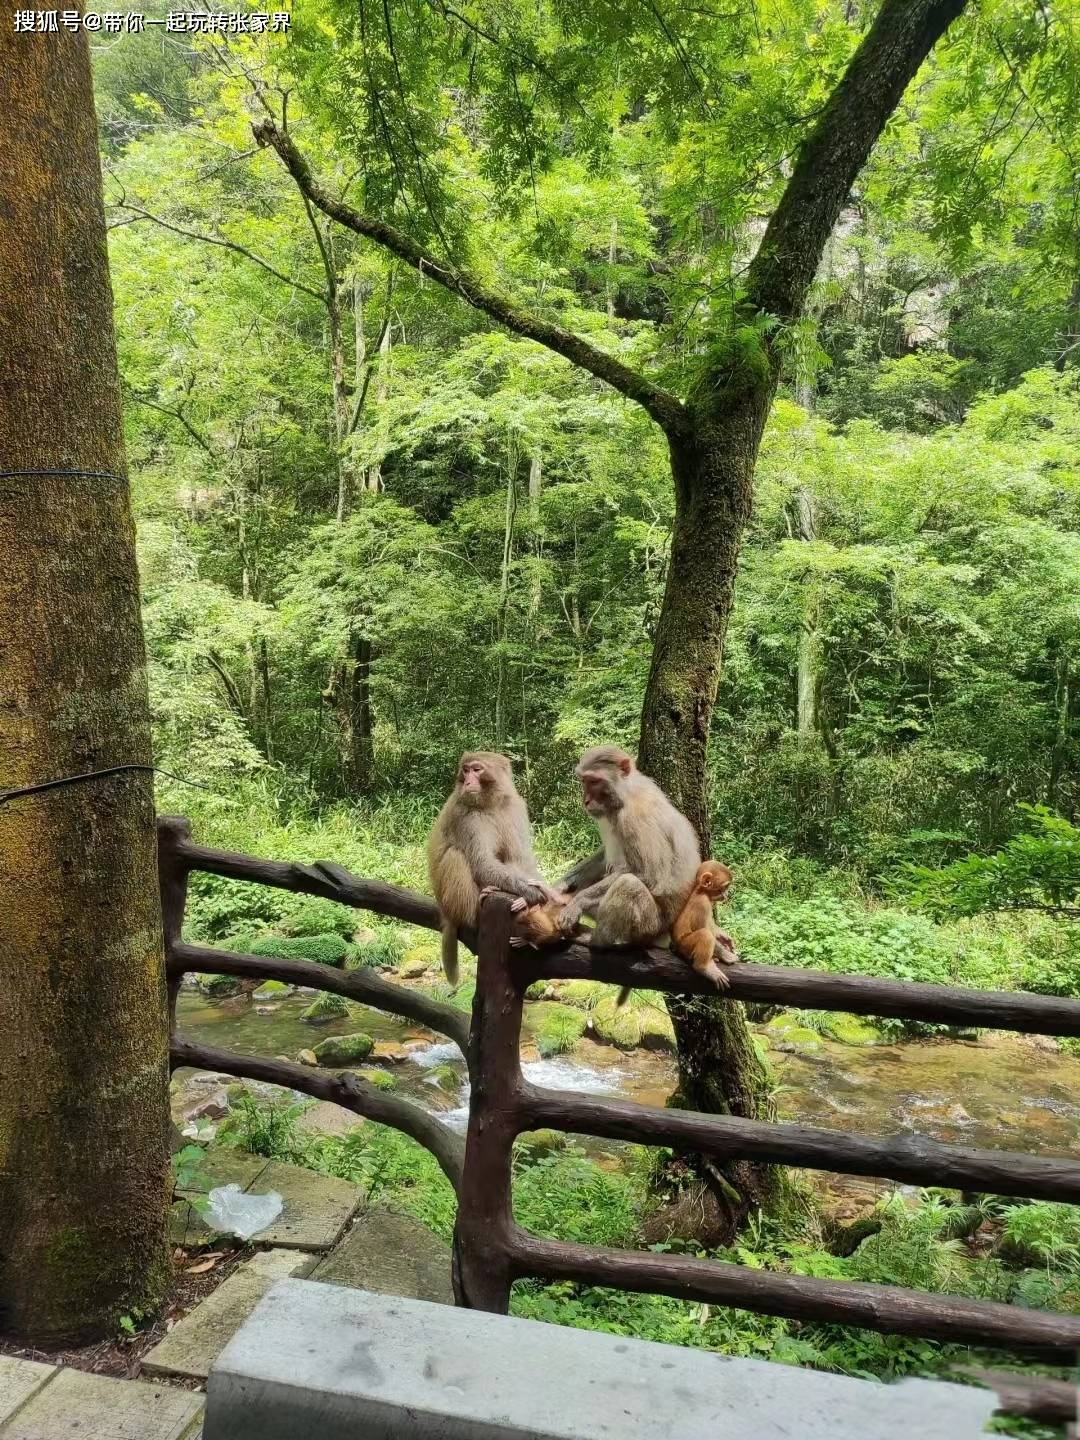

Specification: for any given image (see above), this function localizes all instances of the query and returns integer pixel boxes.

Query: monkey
[670,860,740,988]
[510,890,577,946]
[557,746,701,1002]
[427,751,550,985]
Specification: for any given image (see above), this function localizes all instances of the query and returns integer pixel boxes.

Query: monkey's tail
[615,986,631,1007]
[440,922,460,989]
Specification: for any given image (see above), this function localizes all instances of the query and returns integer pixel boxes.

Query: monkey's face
[576,748,633,817]
[457,752,509,807]
[697,862,732,901]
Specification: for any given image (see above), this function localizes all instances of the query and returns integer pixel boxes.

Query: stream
[176,988,1080,1212]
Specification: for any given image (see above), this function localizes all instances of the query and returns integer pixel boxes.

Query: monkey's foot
[696,958,731,990]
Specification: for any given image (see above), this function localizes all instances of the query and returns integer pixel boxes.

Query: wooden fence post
[453,894,521,1312]
[158,815,192,1030]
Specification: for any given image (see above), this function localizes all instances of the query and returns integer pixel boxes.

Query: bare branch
[118,202,327,304]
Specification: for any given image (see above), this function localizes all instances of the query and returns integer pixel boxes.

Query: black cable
[0,469,126,481]
[0,764,220,807]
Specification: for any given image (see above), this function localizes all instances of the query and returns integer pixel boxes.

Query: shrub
[248,932,353,968]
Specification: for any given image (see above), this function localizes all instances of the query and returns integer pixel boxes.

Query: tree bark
[0,19,170,1343]
[793,486,822,743]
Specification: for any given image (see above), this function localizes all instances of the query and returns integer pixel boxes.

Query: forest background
[88,0,1080,1401]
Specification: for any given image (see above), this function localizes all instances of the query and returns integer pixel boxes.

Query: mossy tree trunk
[0,18,171,1343]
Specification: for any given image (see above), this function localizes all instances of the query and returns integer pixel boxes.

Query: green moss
[764,1013,824,1051]
[516,1129,568,1160]
[197,972,241,998]
[559,980,609,1011]
[525,1002,587,1057]
[356,1067,397,1091]
[253,980,290,1000]
[591,997,644,1049]
[249,932,351,968]
[821,1013,880,1046]
[313,1032,374,1065]
[301,992,350,1023]
[524,980,548,1001]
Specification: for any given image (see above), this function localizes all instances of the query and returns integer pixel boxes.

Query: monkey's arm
[560,849,606,894]
[556,872,620,932]
[461,824,547,906]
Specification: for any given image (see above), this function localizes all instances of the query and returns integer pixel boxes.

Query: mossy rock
[249,932,352,968]
[427,1063,462,1093]
[516,1128,568,1160]
[314,1032,375,1066]
[197,973,242,999]
[301,992,350,1024]
[559,980,609,1011]
[355,1068,397,1092]
[764,1013,824,1051]
[822,1013,880,1046]
[296,1048,318,1067]
[253,980,291,1001]
[524,980,548,1001]
[590,997,644,1049]
[637,1005,676,1051]
[525,1002,587,1058]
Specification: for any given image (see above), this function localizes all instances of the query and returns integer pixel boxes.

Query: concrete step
[142,1249,313,1382]
[309,1208,454,1305]
[204,1280,999,1440]
[0,1362,202,1439]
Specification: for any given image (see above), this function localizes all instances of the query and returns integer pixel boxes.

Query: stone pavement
[0,1146,452,1432]
[0,1358,204,1439]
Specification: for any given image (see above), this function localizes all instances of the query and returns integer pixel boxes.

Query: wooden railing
[159,816,1080,1409]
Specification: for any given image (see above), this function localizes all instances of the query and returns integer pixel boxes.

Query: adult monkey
[428,752,549,985]
[558,746,702,1001]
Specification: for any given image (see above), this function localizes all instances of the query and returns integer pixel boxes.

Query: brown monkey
[558,746,701,1000]
[427,752,549,985]
[512,890,576,946]
[671,860,739,988]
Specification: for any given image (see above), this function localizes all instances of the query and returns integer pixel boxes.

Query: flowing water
[176,987,1080,1208]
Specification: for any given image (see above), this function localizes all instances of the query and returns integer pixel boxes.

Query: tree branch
[118,202,327,304]
[251,119,691,438]
[746,0,968,324]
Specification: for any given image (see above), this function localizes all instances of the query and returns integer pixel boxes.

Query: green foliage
[220,1095,309,1163]
[248,933,355,968]
[903,807,1080,922]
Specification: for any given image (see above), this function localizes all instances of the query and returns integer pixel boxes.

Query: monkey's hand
[714,931,740,965]
[556,900,584,935]
[479,885,530,914]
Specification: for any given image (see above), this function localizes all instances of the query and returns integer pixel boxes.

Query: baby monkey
[670,860,740,989]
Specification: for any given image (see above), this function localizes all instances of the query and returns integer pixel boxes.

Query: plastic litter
[203,1183,283,1240]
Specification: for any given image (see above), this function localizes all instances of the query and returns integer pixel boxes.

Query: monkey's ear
[617,756,633,776]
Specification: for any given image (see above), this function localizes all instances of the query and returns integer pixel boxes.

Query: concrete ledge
[204,1279,998,1440]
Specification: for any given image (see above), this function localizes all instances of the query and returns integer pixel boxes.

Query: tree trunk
[793,486,822,743]
[0,22,170,1343]
[639,403,781,1225]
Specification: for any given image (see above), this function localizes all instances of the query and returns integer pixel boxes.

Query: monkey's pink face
[458,760,491,802]
[577,766,613,816]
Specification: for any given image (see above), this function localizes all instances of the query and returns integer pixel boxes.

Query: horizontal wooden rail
[170,832,449,934]
[170,939,470,1053]
[521,1084,1080,1203]
[171,1036,465,1192]
[510,1229,1080,1354]
[162,822,1080,1036]
[952,1367,1077,1424]
[527,948,1080,1037]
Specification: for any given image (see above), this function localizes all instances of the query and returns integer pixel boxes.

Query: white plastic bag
[203,1183,283,1240]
